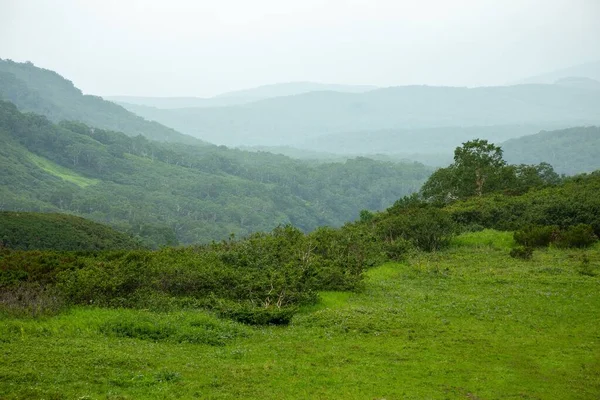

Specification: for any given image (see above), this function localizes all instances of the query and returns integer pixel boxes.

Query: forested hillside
[502,126,600,174]
[0,212,141,251]
[0,100,431,247]
[118,83,600,147]
[0,59,201,144]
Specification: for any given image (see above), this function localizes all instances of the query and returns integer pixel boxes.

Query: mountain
[518,60,600,84]
[502,126,600,175]
[0,211,142,251]
[106,82,377,109]
[0,59,202,145]
[293,124,559,156]
[0,100,431,247]
[117,84,600,148]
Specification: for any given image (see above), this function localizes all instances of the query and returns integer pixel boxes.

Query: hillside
[502,126,600,175]
[117,83,600,147]
[0,100,431,246]
[0,59,202,145]
[518,59,600,84]
[0,212,141,251]
[107,82,377,109]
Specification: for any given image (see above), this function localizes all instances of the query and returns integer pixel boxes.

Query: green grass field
[27,152,99,188]
[1,230,599,399]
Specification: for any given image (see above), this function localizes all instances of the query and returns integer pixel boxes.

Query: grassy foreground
[1,230,599,399]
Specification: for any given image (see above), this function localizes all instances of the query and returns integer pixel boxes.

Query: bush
[514,225,559,247]
[509,246,533,260]
[556,224,598,248]
[377,207,457,252]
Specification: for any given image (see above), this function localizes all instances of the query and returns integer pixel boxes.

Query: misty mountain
[502,126,600,175]
[106,82,377,109]
[292,124,561,157]
[0,100,431,246]
[517,60,600,84]
[0,59,202,145]
[118,83,600,148]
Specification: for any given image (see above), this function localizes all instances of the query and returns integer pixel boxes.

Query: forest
[0,100,431,246]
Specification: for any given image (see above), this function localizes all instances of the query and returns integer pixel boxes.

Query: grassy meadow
[1,230,599,399]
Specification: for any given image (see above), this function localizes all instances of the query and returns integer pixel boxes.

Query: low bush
[556,224,598,248]
[514,225,559,247]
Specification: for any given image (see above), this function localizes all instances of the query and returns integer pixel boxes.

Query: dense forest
[0,100,431,247]
[502,126,600,174]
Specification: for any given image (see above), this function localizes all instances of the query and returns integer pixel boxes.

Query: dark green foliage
[1,224,386,324]
[514,225,559,247]
[0,100,431,246]
[375,207,457,252]
[447,172,600,235]
[421,139,561,203]
[556,224,598,248]
[0,212,142,251]
[509,246,534,260]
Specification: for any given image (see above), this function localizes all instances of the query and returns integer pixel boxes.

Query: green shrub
[556,224,598,248]
[377,207,456,252]
[509,246,533,260]
[514,225,559,247]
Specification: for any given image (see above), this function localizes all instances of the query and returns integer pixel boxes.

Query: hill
[0,212,141,251]
[518,59,600,84]
[502,126,600,175]
[117,83,600,148]
[107,82,377,109]
[0,100,431,246]
[0,59,202,145]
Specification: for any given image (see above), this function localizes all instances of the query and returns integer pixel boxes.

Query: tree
[421,139,508,202]
[421,139,561,204]
[453,139,505,196]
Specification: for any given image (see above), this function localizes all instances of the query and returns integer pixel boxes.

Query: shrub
[0,283,66,317]
[377,207,457,252]
[509,246,533,260]
[556,224,598,248]
[514,225,559,247]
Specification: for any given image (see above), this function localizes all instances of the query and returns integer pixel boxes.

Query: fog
[1,0,600,96]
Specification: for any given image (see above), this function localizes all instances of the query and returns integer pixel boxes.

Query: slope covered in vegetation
[0,212,141,251]
[0,100,431,246]
[0,59,201,144]
[502,126,600,174]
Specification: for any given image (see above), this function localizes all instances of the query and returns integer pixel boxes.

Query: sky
[1,0,599,97]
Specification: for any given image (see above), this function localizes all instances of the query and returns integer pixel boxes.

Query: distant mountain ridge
[106,82,378,109]
[502,126,600,175]
[517,60,600,84]
[0,59,203,145]
[116,83,600,148]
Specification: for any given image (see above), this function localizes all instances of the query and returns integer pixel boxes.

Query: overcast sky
[1,0,599,97]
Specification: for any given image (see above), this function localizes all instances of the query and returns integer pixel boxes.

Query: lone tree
[421,139,506,202]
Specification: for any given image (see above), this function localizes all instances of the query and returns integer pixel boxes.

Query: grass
[27,152,99,188]
[1,230,599,399]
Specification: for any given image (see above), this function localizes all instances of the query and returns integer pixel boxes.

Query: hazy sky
[1,0,599,97]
